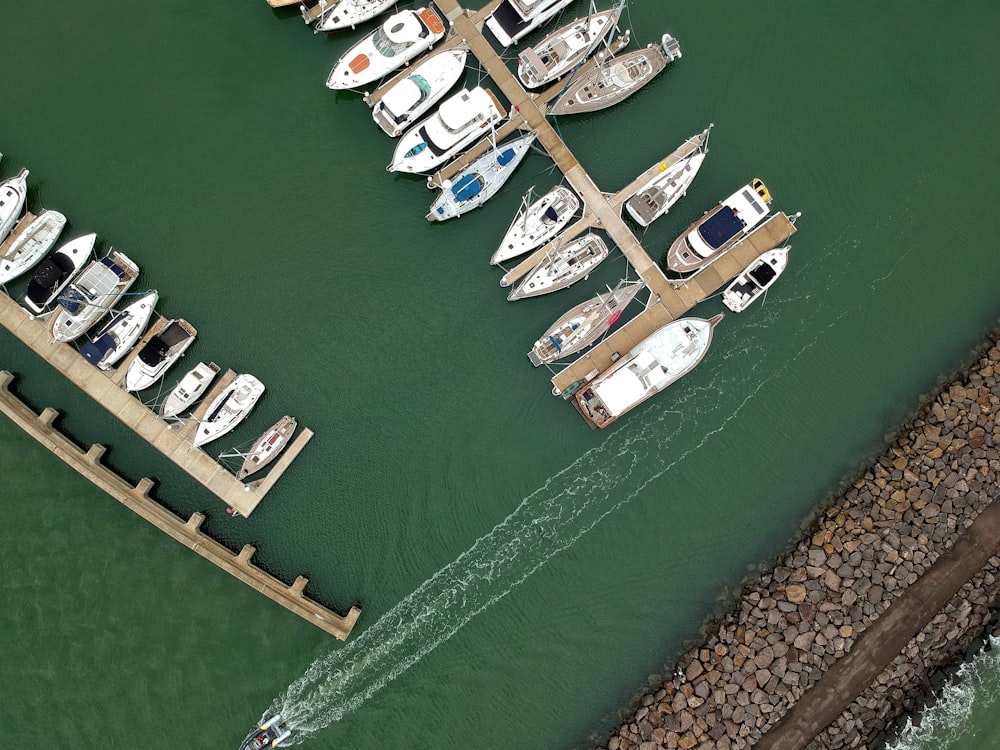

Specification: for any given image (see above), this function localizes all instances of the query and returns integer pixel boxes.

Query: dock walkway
[0,371,360,640]
[0,282,306,518]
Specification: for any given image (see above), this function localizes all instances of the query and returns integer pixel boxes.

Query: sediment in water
[597,331,1000,750]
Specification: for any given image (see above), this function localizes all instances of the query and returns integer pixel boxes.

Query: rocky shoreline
[598,333,1000,750]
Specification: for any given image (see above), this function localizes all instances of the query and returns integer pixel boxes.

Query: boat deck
[0,296,308,517]
[0,210,37,256]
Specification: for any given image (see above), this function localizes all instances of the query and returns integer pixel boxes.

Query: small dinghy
[160,361,219,418]
[238,713,291,749]
[79,289,159,370]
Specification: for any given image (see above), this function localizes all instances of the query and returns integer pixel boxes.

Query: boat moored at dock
[0,168,29,244]
[389,87,506,174]
[517,4,624,90]
[624,126,711,227]
[235,415,298,480]
[528,279,644,365]
[0,209,67,285]
[485,0,575,48]
[309,0,396,32]
[665,178,772,275]
[492,185,580,265]
[370,46,469,137]
[507,232,610,300]
[160,361,219,418]
[22,233,96,317]
[79,289,159,370]
[426,132,537,221]
[722,245,790,313]
[576,314,723,428]
[124,318,198,392]
[238,713,291,749]
[326,7,446,90]
[548,32,682,116]
[193,373,266,448]
[49,250,140,343]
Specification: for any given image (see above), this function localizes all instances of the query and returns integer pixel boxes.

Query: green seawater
[2,1,1000,747]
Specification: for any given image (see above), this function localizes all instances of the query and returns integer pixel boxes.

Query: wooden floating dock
[0,371,360,640]
[0,291,308,517]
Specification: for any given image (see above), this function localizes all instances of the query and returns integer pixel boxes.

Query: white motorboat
[624,127,711,227]
[124,319,198,392]
[548,32,681,116]
[78,289,159,370]
[370,46,469,137]
[517,4,624,90]
[0,209,67,285]
[193,373,266,448]
[0,168,29,244]
[722,246,790,313]
[326,7,447,90]
[390,87,506,174]
[22,233,96,317]
[666,178,772,275]
[426,132,537,222]
[491,185,579,265]
[238,714,291,750]
[507,232,610,300]
[576,314,723,428]
[160,362,220,418]
[310,0,396,32]
[49,250,141,343]
[528,279,644,365]
[235,416,298,480]
[485,0,575,47]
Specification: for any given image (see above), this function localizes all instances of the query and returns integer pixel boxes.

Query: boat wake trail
[264,232,865,744]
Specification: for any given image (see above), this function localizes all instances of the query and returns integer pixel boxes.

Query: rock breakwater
[599,334,1000,750]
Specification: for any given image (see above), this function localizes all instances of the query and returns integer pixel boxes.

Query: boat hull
[485,0,575,47]
[79,289,159,370]
[0,168,29,244]
[507,233,609,300]
[193,373,266,448]
[516,9,622,90]
[237,416,298,480]
[313,0,397,32]
[23,233,96,317]
[160,361,219,418]
[722,246,790,313]
[124,319,197,392]
[0,209,67,285]
[491,185,579,265]
[49,251,141,343]
[624,127,712,227]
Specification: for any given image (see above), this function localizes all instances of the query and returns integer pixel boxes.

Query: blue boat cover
[497,147,516,166]
[58,287,86,314]
[452,174,483,202]
[80,334,116,365]
[697,206,744,250]
[99,256,127,279]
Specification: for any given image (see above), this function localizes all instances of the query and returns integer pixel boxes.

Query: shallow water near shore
[2,1,1000,748]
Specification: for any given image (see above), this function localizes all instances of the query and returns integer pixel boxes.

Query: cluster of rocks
[599,336,1000,750]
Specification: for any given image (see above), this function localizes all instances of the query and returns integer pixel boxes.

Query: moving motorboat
[124,318,198,392]
[722,246,790,313]
[426,132,537,221]
[491,185,579,265]
[235,416,298,480]
[0,209,67,284]
[193,373,266,448]
[507,232,609,300]
[49,250,140,343]
[310,0,396,33]
[517,4,624,89]
[160,361,219,418]
[0,168,29,244]
[238,714,291,750]
[370,46,469,137]
[528,279,644,365]
[78,289,159,370]
[389,87,506,174]
[326,7,446,90]
[623,126,711,227]
[665,178,772,275]
[485,0,575,47]
[23,233,96,317]
[576,314,723,428]
[548,32,681,116]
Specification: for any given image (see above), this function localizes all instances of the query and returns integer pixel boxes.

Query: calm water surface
[2,1,999,747]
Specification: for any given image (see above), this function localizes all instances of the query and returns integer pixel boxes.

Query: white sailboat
[624,126,711,227]
[310,0,397,33]
[193,373,266,448]
[507,232,610,300]
[485,0,576,48]
[491,185,579,266]
[78,289,159,370]
[0,209,67,284]
[232,416,298,480]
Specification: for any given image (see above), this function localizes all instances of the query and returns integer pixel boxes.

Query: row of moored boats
[0,156,298,479]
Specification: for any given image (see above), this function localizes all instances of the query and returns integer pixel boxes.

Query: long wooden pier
[0,229,308,517]
[0,371,360,640]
